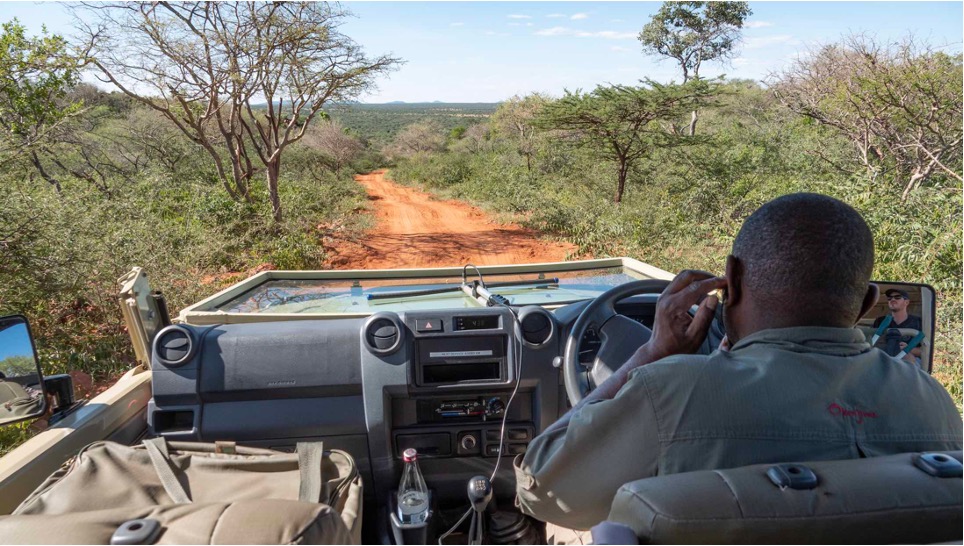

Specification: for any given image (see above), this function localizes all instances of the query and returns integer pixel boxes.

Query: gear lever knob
[467,475,493,513]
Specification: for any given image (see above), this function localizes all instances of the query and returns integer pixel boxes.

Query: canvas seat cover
[14,440,362,543]
[606,451,963,544]
[0,499,351,544]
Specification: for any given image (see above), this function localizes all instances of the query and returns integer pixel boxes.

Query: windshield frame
[177,257,673,325]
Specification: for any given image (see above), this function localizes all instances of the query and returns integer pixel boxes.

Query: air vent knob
[518,307,554,347]
[363,313,404,355]
[153,326,195,367]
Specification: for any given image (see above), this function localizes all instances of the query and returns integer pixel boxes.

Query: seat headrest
[608,452,963,544]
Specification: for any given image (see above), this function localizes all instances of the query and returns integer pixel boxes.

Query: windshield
[206,266,644,314]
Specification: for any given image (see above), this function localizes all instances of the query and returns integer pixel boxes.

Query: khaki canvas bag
[14,439,363,543]
[0,499,351,545]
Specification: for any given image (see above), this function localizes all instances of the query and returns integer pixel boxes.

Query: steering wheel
[563,280,671,405]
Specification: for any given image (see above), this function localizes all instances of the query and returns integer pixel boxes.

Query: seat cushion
[608,452,963,544]
[0,499,351,545]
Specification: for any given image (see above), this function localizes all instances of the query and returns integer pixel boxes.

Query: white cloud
[508,22,521,27]
[579,30,636,40]
[535,27,636,40]
[732,57,749,67]
[485,30,498,35]
[546,13,566,18]
[526,22,534,27]
[507,14,532,19]
[611,46,631,53]
[744,21,773,29]
[570,13,589,20]
[450,22,464,27]
[535,26,571,36]
[743,34,798,49]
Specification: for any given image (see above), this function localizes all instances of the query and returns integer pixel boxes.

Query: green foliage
[537,81,718,202]
[639,1,752,81]
[0,90,369,454]
[0,20,81,157]
[772,35,963,199]
[0,355,37,377]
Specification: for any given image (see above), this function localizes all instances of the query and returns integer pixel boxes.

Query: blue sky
[2,1,961,102]
[0,323,37,365]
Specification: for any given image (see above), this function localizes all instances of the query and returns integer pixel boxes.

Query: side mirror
[0,315,48,426]
[860,282,936,373]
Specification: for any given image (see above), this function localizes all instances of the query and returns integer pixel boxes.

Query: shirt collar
[731,326,871,357]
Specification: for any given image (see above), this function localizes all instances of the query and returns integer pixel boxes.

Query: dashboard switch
[415,319,443,333]
[484,445,502,457]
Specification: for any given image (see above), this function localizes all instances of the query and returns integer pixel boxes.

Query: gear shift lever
[467,476,492,545]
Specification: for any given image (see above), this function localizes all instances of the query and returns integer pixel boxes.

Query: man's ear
[724,255,742,307]
[857,283,880,323]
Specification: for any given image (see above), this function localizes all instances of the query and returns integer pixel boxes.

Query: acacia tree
[537,80,714,203]
[78,2,399,221]
[0,21,83,191]
[491,94,549,171]
[639,1,751,135]
[772,35,963,200]
[385,120,446,158]
[303,120,363,173]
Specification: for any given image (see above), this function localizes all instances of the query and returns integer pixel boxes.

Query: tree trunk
[688,109,698,136]
[267,159,283,222]
[615,161,628,204]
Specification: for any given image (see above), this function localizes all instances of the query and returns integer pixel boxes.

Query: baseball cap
[884,288,910,299]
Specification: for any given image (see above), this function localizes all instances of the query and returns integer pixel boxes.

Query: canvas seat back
[602,451,963,544]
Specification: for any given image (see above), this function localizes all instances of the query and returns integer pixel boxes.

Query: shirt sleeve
[513,369,661,530]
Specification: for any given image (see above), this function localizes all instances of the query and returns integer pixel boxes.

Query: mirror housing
[0,315,48,426]
[860,282,936,373]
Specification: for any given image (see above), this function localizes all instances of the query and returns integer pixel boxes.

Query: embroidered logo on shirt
[827,402,878,424]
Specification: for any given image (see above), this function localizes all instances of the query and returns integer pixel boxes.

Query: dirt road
[328,170,575,269]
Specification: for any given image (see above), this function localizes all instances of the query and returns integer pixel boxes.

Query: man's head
[885,288,910,313]
[723,193,878,343]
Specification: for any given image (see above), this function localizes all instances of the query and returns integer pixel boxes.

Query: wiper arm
[367,278,559,301]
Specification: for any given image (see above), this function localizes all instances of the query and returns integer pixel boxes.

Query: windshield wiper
[366,277,559,302]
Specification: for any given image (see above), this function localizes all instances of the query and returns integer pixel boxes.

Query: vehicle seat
[0,499,351,544]
[594,451,962,544]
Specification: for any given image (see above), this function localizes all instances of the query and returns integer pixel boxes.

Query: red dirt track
[328,170,575,269]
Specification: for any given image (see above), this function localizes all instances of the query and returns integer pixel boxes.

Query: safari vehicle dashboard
[146,259,679,517]
[142,257,936,542]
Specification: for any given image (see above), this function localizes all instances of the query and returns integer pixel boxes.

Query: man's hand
[645,270,727,362]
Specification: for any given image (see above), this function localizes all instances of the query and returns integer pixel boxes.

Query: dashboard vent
[153,326,194,367]
[364,313,404,355]
[518,307,554,347]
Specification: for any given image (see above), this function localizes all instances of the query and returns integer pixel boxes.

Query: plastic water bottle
[397,448,429,524]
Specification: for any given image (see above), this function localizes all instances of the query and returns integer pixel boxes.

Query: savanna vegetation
[385,5,962,404]
[0,0,960,454]
[0,3,397,453]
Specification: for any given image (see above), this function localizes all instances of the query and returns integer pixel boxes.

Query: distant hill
[324,102,500,144]
[247,101,500,144]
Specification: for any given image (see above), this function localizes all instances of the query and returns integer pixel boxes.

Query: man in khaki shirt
[514,194,963,539]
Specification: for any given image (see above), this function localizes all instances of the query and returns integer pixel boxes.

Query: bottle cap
[402,448,418,462]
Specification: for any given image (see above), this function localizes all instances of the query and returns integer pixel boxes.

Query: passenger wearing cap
[514,194,961,543]
[873,288,923,364]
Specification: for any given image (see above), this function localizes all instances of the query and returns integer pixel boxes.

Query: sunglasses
[886,295,907,301]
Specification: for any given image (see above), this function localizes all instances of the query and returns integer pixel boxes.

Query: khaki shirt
[514,327,963,530]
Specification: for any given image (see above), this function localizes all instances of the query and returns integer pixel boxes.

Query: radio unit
[414,335,507,386]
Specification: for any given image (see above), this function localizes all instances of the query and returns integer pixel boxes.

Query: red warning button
[415,319,443,333]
